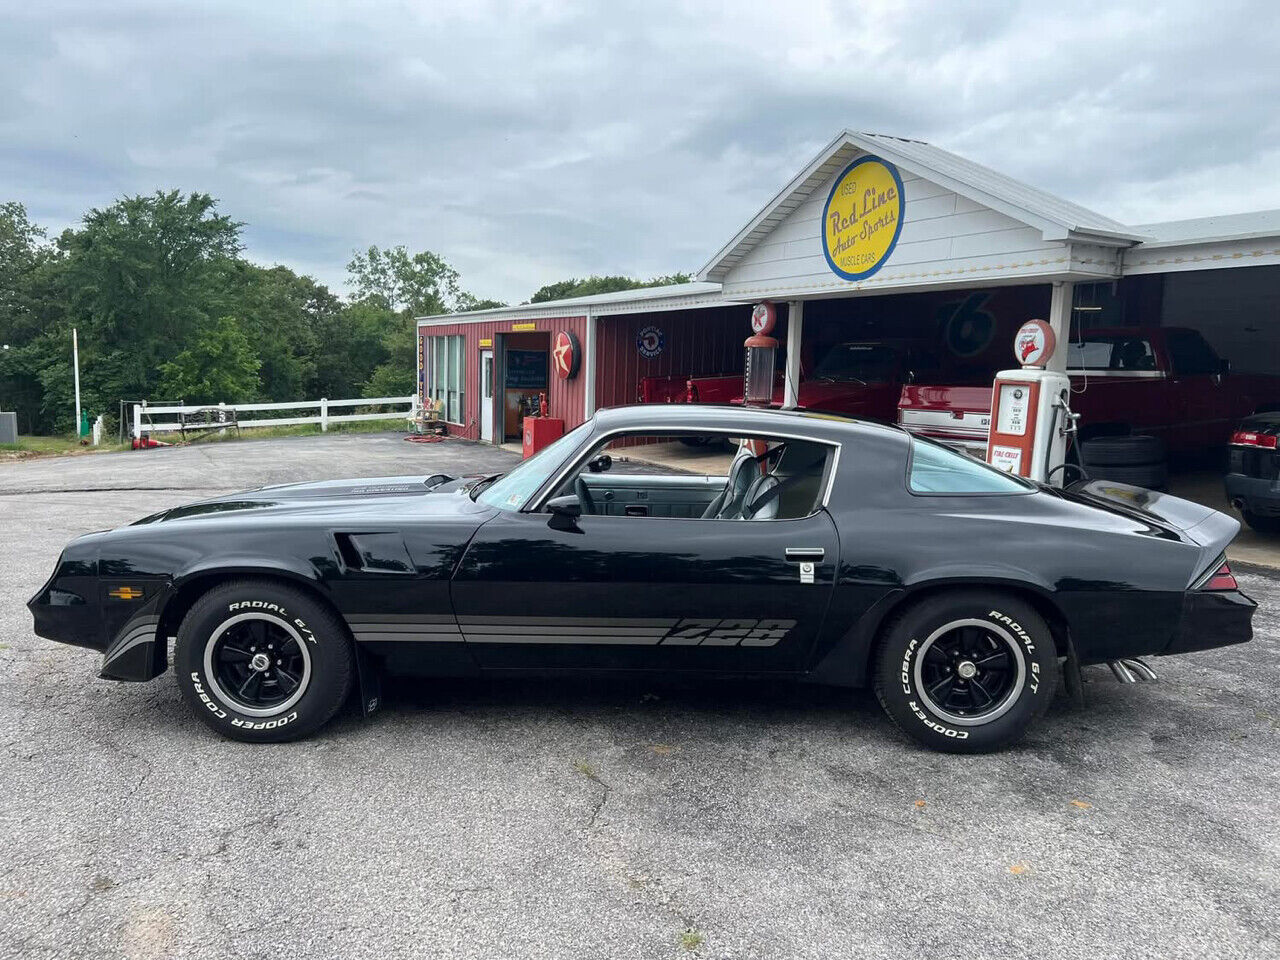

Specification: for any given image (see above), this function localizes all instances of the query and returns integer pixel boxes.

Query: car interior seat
[701,453,760,519]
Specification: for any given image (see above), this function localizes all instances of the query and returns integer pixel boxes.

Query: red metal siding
[419,315,588,441]
[594,306,756,410]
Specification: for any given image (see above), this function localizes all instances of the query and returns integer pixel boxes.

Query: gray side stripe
[346,614,455,625]
[457,616,678,628]
[463,633,663,645]
[462,625,670,637]
[104,624,159,664]
[349,622,460,634]
[355,631,461,643]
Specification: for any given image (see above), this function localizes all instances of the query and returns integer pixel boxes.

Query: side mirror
[547,500,582,531]
[587,454,612,473]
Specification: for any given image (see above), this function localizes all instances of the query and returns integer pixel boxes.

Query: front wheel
[174,579,354,742]
[873,592,1058,753]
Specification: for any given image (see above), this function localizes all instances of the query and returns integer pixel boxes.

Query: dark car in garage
[1226,413,1280,533]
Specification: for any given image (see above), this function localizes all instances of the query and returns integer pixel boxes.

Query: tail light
[686,381,699,404]
[1199,559,1239,592]
[1231,429,1278,449]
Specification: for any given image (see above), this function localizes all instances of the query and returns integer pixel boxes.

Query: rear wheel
[873,592,1058,753]
[174,579,354,742]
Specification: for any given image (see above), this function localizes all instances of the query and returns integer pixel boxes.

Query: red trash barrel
[522,417,564,458]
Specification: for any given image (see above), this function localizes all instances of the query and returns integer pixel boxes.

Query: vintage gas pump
[986,319,1074,485]
[744,301,779,407]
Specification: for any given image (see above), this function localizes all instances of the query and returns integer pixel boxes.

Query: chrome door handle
[785,547,825,563]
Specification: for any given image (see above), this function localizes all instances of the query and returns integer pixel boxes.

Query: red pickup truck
[898,327,1280,457]
[640,340,976,423]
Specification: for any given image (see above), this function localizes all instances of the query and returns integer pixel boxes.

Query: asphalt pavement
[1,433,1277,960]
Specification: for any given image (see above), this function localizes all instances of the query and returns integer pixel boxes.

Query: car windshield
[812,343,899,382]
[476,420,594,511]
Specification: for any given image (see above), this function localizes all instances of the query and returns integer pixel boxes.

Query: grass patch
[151,417,412,445]
[679,929,705,952]
[0,435,130,460]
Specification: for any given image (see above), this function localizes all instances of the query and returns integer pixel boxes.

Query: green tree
[347,245,500,317]
[31,191,245,428]
[157,315,261,404]
[529,273,692,303]
[0,203,57,432]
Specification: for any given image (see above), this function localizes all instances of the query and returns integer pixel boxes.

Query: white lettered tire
[175,579,354,742]
[873,591,1058,753]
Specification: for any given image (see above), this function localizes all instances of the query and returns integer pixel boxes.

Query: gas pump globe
[743,301,779,406]
[986,319,1072,485]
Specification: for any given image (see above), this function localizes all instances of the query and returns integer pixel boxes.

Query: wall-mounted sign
[478,338,493,348]
[821,155,905,282]
[511,321,537,331]
[417,335,426,406]
[750,301,777,336]
[637,325,664,359]
[1014,319,1056,367]
[505,349,547,389]
[553,330,581,380]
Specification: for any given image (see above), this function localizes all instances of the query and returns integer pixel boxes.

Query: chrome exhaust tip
[1108,660,1137,683]
[1121,657,1159,682]
[1107,658,1158,683]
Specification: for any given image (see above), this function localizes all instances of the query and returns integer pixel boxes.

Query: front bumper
[1224,472,1280,518]
[1166,589,1256,655]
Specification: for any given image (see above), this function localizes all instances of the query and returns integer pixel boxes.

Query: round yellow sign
[821,156,905,281]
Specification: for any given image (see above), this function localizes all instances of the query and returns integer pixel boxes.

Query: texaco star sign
[553,330,580,380]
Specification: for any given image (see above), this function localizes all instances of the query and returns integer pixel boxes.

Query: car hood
[133,474,488,525]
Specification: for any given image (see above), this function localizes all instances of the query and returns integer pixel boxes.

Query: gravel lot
[1,433,1277,960]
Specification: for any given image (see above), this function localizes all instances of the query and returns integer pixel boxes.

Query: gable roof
[698,130,1147,283]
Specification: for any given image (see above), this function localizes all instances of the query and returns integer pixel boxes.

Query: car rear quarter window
[908,439,1032,494]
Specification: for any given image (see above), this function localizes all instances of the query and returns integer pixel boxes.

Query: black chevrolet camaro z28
[30,405,1255,753]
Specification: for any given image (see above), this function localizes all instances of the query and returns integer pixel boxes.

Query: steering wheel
[574,476,597,515]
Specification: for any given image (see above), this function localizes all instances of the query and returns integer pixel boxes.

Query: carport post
[783,300,804,410]
[1045,282,1074,373]
[584,306,596,418]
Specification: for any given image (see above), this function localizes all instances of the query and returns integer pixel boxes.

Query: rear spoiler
[1067,479,1240,586]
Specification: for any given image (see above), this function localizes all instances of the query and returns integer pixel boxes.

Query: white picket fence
[132,395,419,439]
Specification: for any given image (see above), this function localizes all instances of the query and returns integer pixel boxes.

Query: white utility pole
[72,328,82,437]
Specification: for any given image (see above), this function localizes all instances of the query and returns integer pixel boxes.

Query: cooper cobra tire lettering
[190,672,227,719]
[907,700,969,739]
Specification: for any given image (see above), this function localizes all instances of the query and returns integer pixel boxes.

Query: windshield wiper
[467,474,503,501]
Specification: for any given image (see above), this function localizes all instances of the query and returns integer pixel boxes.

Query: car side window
[545,432,833,520]
[1165,329,1220,376]
[908,439,1032,494]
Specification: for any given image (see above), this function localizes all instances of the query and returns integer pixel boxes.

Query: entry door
[450,509,840,674]
[479,349,495,443]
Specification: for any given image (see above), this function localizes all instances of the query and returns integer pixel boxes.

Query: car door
[449,491,840,675]
[1165,329,1232,449]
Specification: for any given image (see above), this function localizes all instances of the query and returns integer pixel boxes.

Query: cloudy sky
[3,0,1277,304]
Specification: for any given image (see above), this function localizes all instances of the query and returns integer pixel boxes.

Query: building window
[428,335,466,424]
